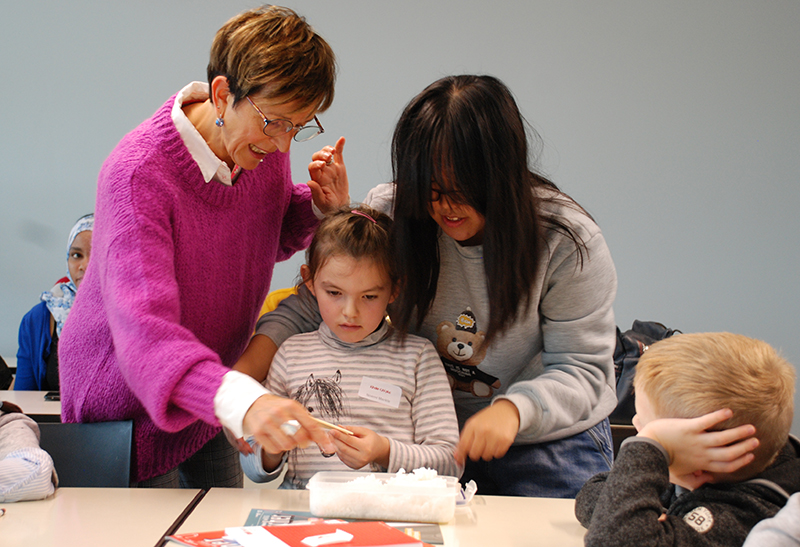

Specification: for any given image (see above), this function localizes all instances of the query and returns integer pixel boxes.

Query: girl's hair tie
[351,210,377,224]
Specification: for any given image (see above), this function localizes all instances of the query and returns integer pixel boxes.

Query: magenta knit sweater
[58,95,318,482]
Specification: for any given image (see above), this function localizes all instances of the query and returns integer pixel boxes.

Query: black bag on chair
[610,320,681,424]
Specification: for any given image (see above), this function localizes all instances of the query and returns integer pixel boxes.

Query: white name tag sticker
[358,377,402,408]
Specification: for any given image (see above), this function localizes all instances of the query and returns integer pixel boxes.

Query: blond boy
[576,332,799,547]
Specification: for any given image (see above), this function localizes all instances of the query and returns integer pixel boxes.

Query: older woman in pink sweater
[59,6,348,487]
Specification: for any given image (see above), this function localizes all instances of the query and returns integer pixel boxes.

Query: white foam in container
[306,469,459,523]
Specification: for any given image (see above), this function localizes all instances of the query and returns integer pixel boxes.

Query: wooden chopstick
[310,416,355,436]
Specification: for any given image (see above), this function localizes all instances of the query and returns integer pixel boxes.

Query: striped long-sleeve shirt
[0,412,57,502]
[241,321,461,488]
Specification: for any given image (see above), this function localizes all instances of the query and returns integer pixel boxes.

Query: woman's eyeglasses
[246,97,324,142]
[430,186,468,205]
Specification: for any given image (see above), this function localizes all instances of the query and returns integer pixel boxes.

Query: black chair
[38,420,133,487]
[610,423,637,458]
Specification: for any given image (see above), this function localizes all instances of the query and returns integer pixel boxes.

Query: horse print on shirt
[293,370,346,421]
[291,370,348,461]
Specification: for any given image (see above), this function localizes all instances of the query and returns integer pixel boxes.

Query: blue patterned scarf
[40,214,94,337]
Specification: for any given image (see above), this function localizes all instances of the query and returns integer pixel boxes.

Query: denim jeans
[461,418,613,498]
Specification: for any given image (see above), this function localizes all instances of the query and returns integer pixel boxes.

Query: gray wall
[2,1,798,435]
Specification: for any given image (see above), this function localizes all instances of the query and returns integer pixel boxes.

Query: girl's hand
[330,425,390,470]
[307,136,349,213]
[222,426,254,455]
[636,408,758,488]
[0,401,23,414]
[455,399,520,464]
[259,447,286,473]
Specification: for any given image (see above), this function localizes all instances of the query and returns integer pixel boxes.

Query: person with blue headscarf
[14,214,94,391]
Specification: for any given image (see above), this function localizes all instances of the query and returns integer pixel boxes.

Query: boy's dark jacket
[575,435,800,547]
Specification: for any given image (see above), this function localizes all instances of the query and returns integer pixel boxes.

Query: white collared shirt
[171,81,236,185]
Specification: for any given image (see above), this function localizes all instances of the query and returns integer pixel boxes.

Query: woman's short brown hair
[207,5,335,111]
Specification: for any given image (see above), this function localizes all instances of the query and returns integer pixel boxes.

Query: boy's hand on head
[637,408,758,487]
[307,136,349,213]
[454,399,520,465]
[330,425,390,470]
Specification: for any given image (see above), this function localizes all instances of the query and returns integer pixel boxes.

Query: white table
[176,488,586,547]
[0,487,202,547]
[1,391,61,421]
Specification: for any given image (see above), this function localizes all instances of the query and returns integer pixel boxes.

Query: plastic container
[306,471,459,523]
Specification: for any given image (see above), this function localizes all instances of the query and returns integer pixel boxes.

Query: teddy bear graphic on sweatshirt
[435,308,500,397]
